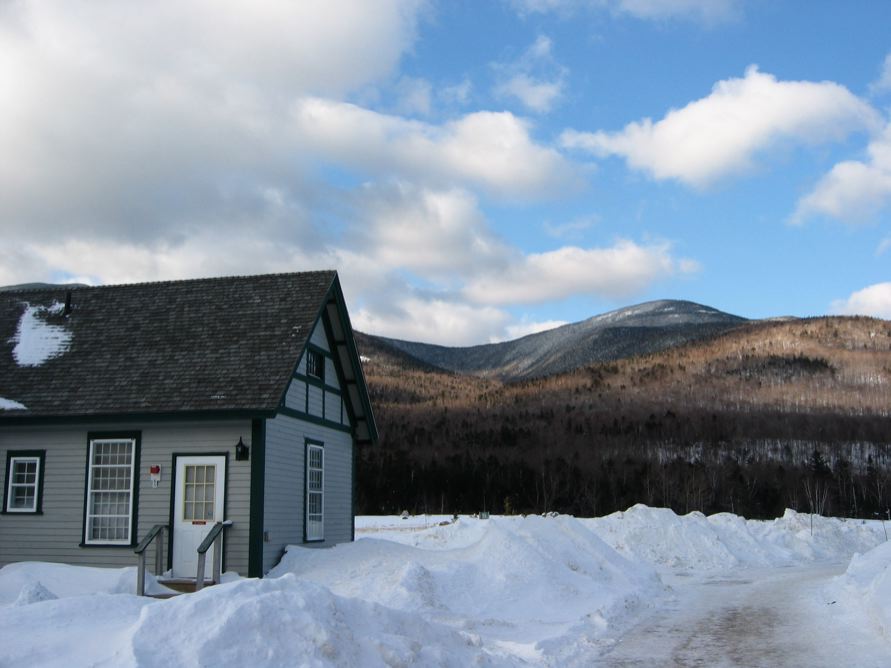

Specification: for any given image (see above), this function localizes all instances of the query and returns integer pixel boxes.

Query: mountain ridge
[365,299,749,380]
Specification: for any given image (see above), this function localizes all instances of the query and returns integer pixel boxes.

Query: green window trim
[304,439,325,543]
[80,431,141,547]
[2,450,46,514]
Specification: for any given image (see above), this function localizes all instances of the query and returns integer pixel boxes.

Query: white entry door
[172,455,226,579]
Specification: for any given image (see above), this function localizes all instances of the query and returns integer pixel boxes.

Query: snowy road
[599,562,891,667]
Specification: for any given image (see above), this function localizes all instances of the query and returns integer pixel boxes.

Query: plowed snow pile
[272,515,662,661]
[0,507,887,666]
[584,505,884,571]
[827,539,891,640]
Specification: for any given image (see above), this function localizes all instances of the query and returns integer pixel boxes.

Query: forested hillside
[355,317,891,520]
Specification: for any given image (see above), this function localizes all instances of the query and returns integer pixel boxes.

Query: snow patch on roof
[0,397,27,410]
[10,302,71,367]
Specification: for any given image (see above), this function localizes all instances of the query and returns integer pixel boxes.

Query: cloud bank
[0,0,703,345]
[832,283,891,320]
[561,66,879,188]
[793,122,891,224]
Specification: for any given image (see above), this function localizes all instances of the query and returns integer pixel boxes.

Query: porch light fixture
[235,437,250,461]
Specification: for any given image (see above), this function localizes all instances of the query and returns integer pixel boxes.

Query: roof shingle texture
[0,271,336,418]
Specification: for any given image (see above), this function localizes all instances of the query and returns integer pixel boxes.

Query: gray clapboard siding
[310,320,330,351]
[307,384,324,418]
[262,414,354,573]
[0,420,252,574]
[324,391,341,424]
[325,357,340,390]
[285,379,307,411]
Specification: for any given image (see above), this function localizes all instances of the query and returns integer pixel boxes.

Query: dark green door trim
[248,418,266,578]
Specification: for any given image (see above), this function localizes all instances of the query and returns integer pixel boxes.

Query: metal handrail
[134,524,167,597]
[195,520,233,591]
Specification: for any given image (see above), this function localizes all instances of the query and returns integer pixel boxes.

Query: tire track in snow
[597,563,891,667]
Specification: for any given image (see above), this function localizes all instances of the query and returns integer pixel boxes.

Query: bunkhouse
[0,271,376,586]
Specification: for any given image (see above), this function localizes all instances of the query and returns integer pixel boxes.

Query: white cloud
[496,75,563,114]
[0,0,700,346]
[511,0,577,15]
[832,283,891,319]
[2,235,336,288]
[293,99,578,199]
[561,66,880,188]
[492,35,566,114]
[616,0,738,24]
[792,122,891,223]
[510,0,740,24]
[348,183,511,280]
[870,53,891,95]
[351,297,513,346]
[877,238,891,256]
[464,240,697,305]
[543,215,599,240]
[440,78,473,106]
[500,319,568,342]
[395,76,433,115]
[0,0,426,240]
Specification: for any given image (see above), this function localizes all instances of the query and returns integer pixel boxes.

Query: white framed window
[85,437,137,545]
[4,452,44,513]
[306,349,325,381]
[305,442,324,541]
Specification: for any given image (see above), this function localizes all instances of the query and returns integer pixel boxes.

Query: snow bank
[1,509,885,666]
[125,575,505,667]
[0,570,508,667]
[277,514,664,661]
[357,513,489,549]
[362,508,884,575]
[828,540,891,640]
[0,561,171,604]
[584,505,884,572]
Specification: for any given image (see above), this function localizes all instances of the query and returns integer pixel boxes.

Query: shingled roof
[0,271,375,441]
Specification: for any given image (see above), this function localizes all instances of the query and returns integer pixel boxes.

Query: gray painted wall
[0,419,252,574]
[262,319,355,573]
[262,415,354,572]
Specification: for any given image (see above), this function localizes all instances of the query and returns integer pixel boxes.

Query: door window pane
[183,464,216,522]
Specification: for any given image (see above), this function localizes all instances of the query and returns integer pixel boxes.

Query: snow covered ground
[1,506,890,666]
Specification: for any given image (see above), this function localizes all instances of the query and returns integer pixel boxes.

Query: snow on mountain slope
[369,299,747,379]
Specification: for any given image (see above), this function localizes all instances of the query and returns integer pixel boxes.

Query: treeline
[357,436,891,520]
[354,317,891,520]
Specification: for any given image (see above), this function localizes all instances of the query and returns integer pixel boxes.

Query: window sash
[6,457,40,512]
[307,350,325,381]
[85,439,135,544]
[306,444,324,541]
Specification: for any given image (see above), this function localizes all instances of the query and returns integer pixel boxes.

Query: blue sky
[1,1,890,344]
